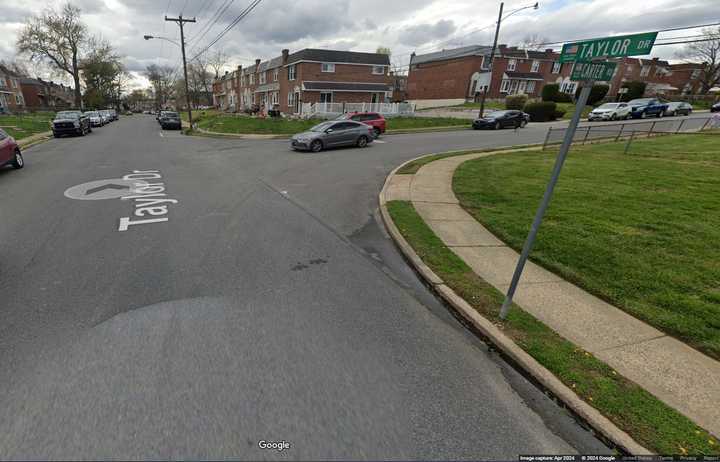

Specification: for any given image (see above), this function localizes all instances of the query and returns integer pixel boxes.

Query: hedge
[506,94,528,110]
[524,101,558,122]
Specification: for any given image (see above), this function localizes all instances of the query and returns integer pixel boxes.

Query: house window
[273,68,279,82]
[321,63,335,73]
[320,92,333,103]
[625,65,633,74]
[526,81,536,93]
[531,60,539,72]
[249,74,254,85]
[551,62,561,74]
[507,59,517,71]
[691,69,701,79]
[15,93,23,105]
[566,82,577,94]
[288,65,296,80]
[481,56,490,70]
[288,92,295,106]
[259,72,266,84]
[372,65,386,75]
[500,79,510,93]
[271,91,279,105]
[640,65,650,77]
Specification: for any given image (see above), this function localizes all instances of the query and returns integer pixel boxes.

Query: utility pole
[165,14,196,128]
[478,2,503,119]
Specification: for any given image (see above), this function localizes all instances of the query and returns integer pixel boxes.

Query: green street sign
[571,61,617,81]
[559,32,658,63]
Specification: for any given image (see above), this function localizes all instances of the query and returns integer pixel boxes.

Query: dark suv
[159,111,182,130]
[52,111,91,137]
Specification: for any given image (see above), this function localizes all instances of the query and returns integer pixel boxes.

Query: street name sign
[571,61,617,81]
[560,32,658,63]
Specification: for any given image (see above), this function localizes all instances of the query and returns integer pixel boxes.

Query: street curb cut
[378,149,653,456]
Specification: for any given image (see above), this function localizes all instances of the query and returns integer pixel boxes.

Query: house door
[294,92,301,113]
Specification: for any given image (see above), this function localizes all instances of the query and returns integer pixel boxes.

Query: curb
[187,124,471,140]
[18,131,52,150]
[378,149,653,456]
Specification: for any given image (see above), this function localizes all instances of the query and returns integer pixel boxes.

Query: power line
[187,0,236,46]
[534,22,720,46]
[189,0,264,61]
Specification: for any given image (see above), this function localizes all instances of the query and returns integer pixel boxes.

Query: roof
[287,49,390,66]
[411,45,491,65]
[258,55,283,72]
[0,64,20,77]
[20,77,43,85]
[302,81,392,92]
[504,71,544,81]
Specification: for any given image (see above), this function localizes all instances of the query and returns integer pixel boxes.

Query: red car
[336,112,386,138]
[0,128,24,170]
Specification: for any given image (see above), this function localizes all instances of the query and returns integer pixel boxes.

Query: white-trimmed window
[372,65,386,75]
[321,63,335,73]
[273,68,279,82]
[259,71,266,84]
[507,59,516,71]
[566,82,577,94]
[551,61,561,74]
[640,65,650,77]
[288,65,296,80]
[15,93,23,105]
[500,79,510,93]
[481,56,490,70]
[526,81,536,93]
[320,92,333,103]
[249,74,254,85]
[531,60,539,72]
[288,91,295,106]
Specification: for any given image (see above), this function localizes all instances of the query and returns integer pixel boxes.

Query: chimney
[545,48,553,53]
[255,58,261,71]
[282,49,289,65]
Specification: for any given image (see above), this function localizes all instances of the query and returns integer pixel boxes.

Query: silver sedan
[291,120,374,152]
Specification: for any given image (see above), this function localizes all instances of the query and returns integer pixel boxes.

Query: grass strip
[386,200,718,454]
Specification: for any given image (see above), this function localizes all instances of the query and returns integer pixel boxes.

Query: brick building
[0,65,25,113]
[20,77,74,110]
[407,44,709,107]
[213,48,392,115]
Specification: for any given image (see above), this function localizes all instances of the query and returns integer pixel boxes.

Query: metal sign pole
[499,82,594,319]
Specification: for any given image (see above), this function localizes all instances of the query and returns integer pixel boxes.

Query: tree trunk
[72,52,82,109]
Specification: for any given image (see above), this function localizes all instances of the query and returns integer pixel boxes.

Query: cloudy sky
[0,0,715,90]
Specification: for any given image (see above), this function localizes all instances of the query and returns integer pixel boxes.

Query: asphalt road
[3,112,704,459]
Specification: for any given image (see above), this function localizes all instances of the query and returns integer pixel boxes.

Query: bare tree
[0,58,31,76]
[678,27,720,94]
[17,3,88,107]
[516,33,550,51]
[207,49,228,78]
[145,64,176,109]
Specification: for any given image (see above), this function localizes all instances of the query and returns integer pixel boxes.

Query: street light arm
[501,2,539,21]
[143,35,181,47]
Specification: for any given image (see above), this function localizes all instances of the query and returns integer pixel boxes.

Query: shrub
[554,92,573,103]
[506,94,528,110]
[619,81,646,102]
[575,84,610,106]
[541,84,560,102]
[554,109,567,119]
[524,101,558,122]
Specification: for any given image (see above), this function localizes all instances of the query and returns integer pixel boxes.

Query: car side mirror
[325,128,334,133]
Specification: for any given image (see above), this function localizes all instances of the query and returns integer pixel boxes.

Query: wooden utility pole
[165,15,196,127]
[478,2,504,119]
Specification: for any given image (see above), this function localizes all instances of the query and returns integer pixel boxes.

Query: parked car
[588,102,631,121]
[108,109,118,120]
[99,110,113,124]
[291,120,374,152]
[0,128,23,170]
[159,111,182,130]
[336,112,386,138]
[52,111,91,137]
[84,111,105,127]
[710,102,719,113]
[627,98,669,119]
[664,102,693,117]
[472,110,529,130]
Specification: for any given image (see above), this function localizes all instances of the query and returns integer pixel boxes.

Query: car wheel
[11,149,24,169]
[372,127,381,139]
[658,111,664,118]
[357,135,369,148]
[88,126,92,133]
[310,140,323,152]
[640,112,646,119]
[520,119,527,128]
[671,111,677,117]
[610,114,616,121]
[494,121,501,130]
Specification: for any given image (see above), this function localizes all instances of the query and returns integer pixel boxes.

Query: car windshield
[628,98,654,105]
[310,122,334,132]
[56,112,79,119]
[597,104,619,109]
[165,112,179,118]
[85,111,99,117]
[486,110,510,118]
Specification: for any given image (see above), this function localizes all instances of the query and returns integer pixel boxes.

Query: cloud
[398,19,456,47]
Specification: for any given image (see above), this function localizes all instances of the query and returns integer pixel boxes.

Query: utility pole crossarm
[165,15,196,128]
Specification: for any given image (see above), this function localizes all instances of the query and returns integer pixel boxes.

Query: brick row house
[213,48,392,114]
[0,65,26,113]
[20,77,74,110]
[406,44,710,107]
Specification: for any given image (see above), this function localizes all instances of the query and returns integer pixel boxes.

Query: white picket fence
[300,102,415,118]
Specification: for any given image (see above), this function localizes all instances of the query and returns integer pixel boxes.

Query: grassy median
[0,112,54,140]
[194,114,469,135]
[386,200,718,454]
[453,134,720,360]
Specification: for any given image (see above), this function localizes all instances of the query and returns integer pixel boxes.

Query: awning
[503,71,544,81]
[302,81,392,92]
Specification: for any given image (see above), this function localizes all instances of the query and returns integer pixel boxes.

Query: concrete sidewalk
[385,152,720,438]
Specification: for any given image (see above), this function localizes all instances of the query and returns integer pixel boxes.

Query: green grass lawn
[555,102,593,120]
[387,200,718,454]
[0,112,54,140]
[196,114,469,134]
[453,134,720,359]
